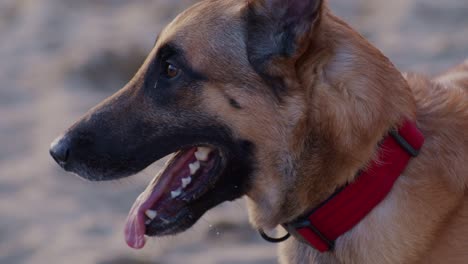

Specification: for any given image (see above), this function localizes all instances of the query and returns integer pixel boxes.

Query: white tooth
[189,161,200,175]
[171,188,182,198]
[145,210,157,220]
[145,220,151,225]
[195,147,211,161]
[181,177,192,189]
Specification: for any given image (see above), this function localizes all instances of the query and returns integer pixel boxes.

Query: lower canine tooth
[171,189,182,198]
[182,177,192,188]
[195,147,211,161]
[189,161,200,175]
[145,210,157,220]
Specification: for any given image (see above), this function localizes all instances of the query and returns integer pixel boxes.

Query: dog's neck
[280,120,424,251]
[276,9,468,264]
[281,11,422,263]
[288,10,417,217]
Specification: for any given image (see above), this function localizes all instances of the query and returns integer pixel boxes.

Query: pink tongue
[125,173,169,249]
[124,190,150,249]
[125,174,171,249]
[124,148,197,249]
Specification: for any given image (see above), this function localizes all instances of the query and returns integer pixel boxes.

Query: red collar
[260,120,425,252]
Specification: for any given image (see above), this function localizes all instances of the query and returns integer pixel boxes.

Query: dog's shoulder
[403,69,468,190]
[435,59,468,90]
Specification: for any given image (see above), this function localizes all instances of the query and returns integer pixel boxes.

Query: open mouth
[124,146,224,249]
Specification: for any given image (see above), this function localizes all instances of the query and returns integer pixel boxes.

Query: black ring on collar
[258,228,291,243]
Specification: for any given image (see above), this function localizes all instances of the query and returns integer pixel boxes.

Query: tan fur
[435,60,468,90]
[146,1,468,263]
[276,7,468,264]
[275,12,468,264]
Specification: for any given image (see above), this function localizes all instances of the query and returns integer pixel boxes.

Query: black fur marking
[54,100,256,236]
[56,106,255,182]
[228,97,242,109]
[245,6,288,98]
[244,0,322,98]
[156,43,207,82]
[143,43,208,107]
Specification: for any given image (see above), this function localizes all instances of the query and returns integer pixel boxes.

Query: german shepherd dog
[50,0,468,263]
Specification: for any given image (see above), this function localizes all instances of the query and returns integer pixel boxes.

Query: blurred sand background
[0,0,466,263]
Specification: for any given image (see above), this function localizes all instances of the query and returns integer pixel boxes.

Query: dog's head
[50,0,414,249]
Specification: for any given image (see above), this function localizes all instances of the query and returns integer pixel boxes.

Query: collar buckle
[285,219,335,252]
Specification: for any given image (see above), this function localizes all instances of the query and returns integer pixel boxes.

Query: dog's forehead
[158,0,249,74]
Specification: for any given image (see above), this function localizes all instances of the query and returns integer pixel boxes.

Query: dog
[50,0,468,263]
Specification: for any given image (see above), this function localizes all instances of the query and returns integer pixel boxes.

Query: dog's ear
[246,0,324,92]
[246,0,323,59]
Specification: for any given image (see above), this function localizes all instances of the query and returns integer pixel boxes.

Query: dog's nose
[50,136,70,167]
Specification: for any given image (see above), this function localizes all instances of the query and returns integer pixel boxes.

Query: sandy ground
[0,0,466,263]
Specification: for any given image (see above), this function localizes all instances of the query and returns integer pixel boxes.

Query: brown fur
[279,10,468,264]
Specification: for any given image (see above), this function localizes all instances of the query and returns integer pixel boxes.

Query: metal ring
[258,228,291,243]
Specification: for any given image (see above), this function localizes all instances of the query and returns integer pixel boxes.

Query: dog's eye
[163,61,180,79]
